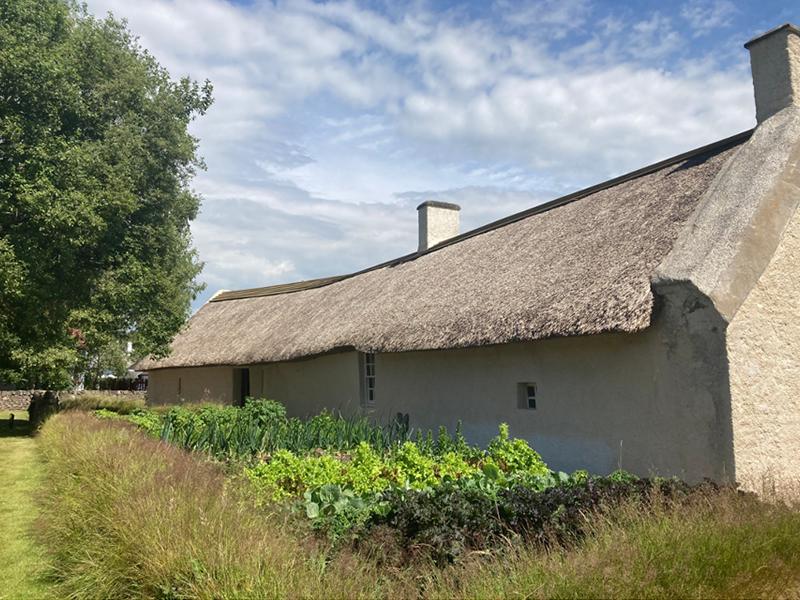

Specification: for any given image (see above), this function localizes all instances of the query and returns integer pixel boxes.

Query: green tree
[0,0,212,389]
[84,340,131,390]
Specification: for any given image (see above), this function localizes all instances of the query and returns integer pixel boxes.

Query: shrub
[27,390,60,430]
[377,481,503,563]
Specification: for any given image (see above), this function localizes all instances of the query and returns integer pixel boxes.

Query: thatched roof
[140,131,751,370]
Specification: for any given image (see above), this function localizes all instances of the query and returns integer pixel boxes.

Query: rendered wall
[370,300,730,482]
[248,352,362,418]
[147,366,233,405]
[728,205,800,491]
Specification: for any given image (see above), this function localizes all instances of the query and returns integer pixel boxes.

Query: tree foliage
[0,0,212,388]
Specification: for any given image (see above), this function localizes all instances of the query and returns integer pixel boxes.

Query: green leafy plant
[303,485,390,543]
[157,398,412,460]
[304,484,366,519]
[125,410,163,437]
[35,410,800,599]
[486,423,549,477]
[244,425,558,511]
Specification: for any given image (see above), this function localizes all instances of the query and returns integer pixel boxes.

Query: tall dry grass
[425,488,800,599]
[59,392,146,414]
[35,412,412,599]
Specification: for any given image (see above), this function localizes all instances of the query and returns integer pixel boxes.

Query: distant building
[139,24,800,488]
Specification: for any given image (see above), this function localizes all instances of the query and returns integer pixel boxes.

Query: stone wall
[0,390,35,411]
[0,389,146,412]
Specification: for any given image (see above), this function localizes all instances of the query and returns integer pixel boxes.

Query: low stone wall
[0,390,34,411]
[0,389,147,412]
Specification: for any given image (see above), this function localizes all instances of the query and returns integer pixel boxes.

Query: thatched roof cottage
[141,24,800,487]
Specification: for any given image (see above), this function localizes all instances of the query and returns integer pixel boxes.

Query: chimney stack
[417,201,460,252]
[745,23,800,123]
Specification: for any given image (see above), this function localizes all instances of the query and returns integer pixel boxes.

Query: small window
[362,352,376,407]
[517,382,536,410]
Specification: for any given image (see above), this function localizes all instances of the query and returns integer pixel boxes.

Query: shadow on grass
[0,412,34,438]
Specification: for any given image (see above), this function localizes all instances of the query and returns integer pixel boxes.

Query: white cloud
[496,0,592,35]
[85,0,757,307]
[680,0,738,36]
[397,186,550,226]
[399,65,752,180]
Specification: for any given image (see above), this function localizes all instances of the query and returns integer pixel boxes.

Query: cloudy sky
[86,0,798,308]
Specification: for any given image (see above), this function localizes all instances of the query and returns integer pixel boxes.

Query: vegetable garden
[95,397,704,561]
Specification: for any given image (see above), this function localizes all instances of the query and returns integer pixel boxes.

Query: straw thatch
[140,133,748,370]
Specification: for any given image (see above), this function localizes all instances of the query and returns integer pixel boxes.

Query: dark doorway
[233,368,250,406]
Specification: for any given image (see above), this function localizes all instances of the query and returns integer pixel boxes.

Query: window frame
[517,382,537,410]
[360,352,376,408]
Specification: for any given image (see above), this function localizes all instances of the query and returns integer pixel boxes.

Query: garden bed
[32,401,800,598]
[91,398,707,560]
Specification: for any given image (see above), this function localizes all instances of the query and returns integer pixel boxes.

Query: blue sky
[86,0,800,308]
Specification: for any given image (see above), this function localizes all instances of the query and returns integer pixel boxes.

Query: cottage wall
[147,366,233,405]
[370,306,730,482]
[728,204,800,492]
[248,352,362,417]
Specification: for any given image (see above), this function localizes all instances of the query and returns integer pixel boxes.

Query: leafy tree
[84,340,131,390]
[0,0,212,388]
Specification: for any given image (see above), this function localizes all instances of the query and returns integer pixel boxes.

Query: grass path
[0,412,53,599]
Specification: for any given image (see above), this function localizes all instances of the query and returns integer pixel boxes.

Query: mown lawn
[0,411,54,600]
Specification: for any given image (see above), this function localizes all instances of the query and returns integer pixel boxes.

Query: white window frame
[517,382,537,410]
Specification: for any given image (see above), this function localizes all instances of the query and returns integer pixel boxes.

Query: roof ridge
[211,129,753,303]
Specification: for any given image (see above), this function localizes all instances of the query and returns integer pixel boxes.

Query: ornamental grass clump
[59,392,146,415]
[35,411,399,599]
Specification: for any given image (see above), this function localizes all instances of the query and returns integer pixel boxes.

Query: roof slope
[141,133,749,370]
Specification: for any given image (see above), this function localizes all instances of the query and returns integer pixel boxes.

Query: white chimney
[417,201,460,252]
[745,23,800,123]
